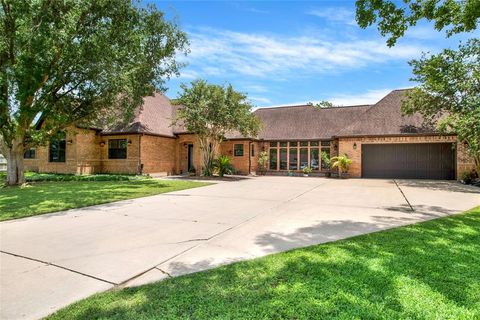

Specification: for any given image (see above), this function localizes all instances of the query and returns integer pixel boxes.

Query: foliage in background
[331,154,352,177]
[0,0,188,185]
[402,39,480,174]
[0,171,147,184]
[257,151,269,174]
[173,80,260,176]
[213,155,234,177]
[356,0,480,46]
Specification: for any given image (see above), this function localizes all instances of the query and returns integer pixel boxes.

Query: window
[300,148,308,169]
[280,148,288,170]
[234,144,244,156]
[108,139,127,159]
[321,140,331,146]
[49,132,66,162]
[300,141,308,147]
[269,148,277,170]
[310,148,319,170]
[269,142,277,147]
[24,148,36,159]
[289,148,298,170]
[310,141,319,146]
[250,144,255,157]
[279,141,288,147]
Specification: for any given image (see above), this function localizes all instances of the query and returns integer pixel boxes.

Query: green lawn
[47,207,480,320]
[0,178,209,221]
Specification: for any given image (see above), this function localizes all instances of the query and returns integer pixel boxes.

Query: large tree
[173,80,260,176]
[402,39,480,173]
[356,0,480,46]
[0,0,188,185]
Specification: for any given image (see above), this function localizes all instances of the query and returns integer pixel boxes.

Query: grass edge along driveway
[0,178,210,221]
[47,206,480,320]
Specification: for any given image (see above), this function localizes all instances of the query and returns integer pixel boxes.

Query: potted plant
[288,170,294,176]
[257,151,269,175]
[213,155,235,177]
[321,150,332,177]
[331,154,352,178]
[302,166,312,177]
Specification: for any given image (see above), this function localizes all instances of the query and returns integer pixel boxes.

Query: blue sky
[153,1,476,107]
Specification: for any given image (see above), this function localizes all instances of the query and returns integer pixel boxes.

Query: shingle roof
[100,89,434,140]
[103,93,177,137]
[335,89,434,137]
[253,104,372,140]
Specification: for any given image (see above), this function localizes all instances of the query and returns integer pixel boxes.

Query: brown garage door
[362,143,456,179]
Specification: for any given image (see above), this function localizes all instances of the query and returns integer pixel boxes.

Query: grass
[0,177,210,221]
[0,171,145,183]
[47,207,480,320]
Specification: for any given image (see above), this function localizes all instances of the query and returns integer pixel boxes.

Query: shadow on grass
[48,209,480,319]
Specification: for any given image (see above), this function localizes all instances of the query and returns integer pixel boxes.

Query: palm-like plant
[331,154,352,178]
[213,155,235,177]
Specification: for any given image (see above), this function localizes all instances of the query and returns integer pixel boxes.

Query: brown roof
[335,89,434,137]
[103,93,178,137]
[100,89,433,140]
[253,104,372,140]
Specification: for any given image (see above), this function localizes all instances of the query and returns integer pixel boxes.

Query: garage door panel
[362,143,455,180]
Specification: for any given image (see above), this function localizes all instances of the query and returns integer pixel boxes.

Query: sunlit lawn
[47,207,480,319]
[0,179,209,221]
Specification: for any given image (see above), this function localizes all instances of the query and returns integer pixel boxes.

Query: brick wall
[140,135,176,175]
[24,126,102,174]
[100,134,141,174]
[220,140,257,174]
[337,135,475,179]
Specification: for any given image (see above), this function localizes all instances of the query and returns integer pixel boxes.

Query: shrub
[213,155,235,177]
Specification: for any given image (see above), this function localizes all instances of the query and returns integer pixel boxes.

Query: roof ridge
[255,104,372,111]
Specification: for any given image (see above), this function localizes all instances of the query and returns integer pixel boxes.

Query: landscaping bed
[47,206,480,319]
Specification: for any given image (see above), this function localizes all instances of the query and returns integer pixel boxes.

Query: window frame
[233,143,244,157]
[49,132,66,163]
[24,148,36,159]
[108,139,128,159]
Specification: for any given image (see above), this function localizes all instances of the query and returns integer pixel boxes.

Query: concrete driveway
[1,177,479,319]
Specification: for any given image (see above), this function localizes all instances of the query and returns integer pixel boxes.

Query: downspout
[248,141,252,175]
[138,134,142,175]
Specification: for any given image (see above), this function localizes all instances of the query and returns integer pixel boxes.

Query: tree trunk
[5,141,25,185]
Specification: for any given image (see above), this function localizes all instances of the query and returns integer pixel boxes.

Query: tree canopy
[402,39,480,173]
[174,80,260,176]
[0,0,188,184]
[356,0,480,46]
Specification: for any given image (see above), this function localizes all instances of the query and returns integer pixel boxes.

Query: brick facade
[337,135,475,179]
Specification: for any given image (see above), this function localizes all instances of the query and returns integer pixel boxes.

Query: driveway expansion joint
[393,180,415,212]
[0,250,116,285]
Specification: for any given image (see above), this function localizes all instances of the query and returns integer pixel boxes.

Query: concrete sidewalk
[1,177,479,319]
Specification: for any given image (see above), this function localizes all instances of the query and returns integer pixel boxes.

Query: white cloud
[249,96,272,105]
[327,88,395,106]
[307,8,356,25]
[183,28,426,79]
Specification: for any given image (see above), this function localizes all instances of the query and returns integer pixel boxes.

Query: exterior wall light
[100,141,105,147]
[67,139,73,144]
[353,142,357,150]
[128,140,132,145]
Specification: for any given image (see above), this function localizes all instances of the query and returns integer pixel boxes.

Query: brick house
[24,89,475,179]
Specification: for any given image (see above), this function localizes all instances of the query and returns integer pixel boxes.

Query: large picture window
[49,132,66,162]
[289,148,298,170]
[300,148,308,169]
[108,139,127,159]
[279,148,288,170]
[234,144,244,156]
[310,148,319,170]
[269,148,277,170]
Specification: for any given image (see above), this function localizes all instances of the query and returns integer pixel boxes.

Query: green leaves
[1,0,188,147]
[402,39,480,173]
[174,80,261,140]
[355,0,480,47]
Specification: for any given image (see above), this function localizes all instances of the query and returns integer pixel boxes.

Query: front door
[187,144,194,172]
